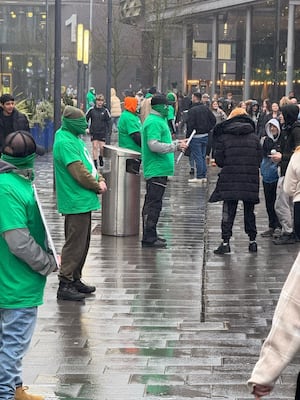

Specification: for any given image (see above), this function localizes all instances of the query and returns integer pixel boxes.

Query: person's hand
[252,384,272,399]
[269,151,282,163]
[85,128,90,135]
[99,181,107,193]
[178,139,188,151]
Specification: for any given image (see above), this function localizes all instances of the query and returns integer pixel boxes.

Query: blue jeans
[189,135,208,179]
[0,307,38,400]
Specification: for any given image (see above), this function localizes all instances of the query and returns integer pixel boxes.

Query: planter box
[30,121,54,152]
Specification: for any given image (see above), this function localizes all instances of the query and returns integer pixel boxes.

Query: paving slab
[18,143,300,400]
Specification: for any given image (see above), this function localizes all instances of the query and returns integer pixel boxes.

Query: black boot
[57,281,85,301]
[99,156,104,167]
[73,279,96,293]
[94,159,98,169]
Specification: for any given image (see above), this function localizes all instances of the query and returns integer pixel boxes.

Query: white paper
[176,129,196,164]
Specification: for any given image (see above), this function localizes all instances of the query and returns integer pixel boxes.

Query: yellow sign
[0,73,12,95]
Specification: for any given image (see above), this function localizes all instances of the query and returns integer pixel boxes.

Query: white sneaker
[188,178,203,183]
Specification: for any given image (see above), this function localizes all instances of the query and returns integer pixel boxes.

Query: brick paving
[21,147,300,400]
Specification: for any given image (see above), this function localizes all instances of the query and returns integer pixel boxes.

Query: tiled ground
[21,146,300,400]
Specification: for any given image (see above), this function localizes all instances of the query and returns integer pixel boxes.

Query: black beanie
[151,95,168,106]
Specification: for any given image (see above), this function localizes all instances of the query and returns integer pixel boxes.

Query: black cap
[3,130,45,157]
[151,95,168,106]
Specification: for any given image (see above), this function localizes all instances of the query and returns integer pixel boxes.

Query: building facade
[0,0,299,102]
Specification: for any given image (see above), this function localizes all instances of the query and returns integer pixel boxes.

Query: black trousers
[59,212,92,282]
[142,176,167,243]
[294,201,300,240]
[221,200,257,242]
[263,181,280,229]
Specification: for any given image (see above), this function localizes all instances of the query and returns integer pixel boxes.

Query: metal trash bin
[101,145,141,236]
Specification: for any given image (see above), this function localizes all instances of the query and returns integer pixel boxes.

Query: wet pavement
[22,142,300,400]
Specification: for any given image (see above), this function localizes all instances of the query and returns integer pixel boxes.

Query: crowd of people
[2,86,300,399]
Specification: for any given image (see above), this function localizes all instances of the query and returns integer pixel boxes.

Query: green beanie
[63,105,85,119]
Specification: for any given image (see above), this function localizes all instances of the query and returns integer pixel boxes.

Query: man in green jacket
[141,95,187,248]
[53,106,107,301]
[0,130,57,400]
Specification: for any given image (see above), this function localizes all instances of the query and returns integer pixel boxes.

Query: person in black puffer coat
[209,107,263,254]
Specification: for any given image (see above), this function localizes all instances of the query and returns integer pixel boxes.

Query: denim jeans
[189,135,208,179]
[0,307,38,400]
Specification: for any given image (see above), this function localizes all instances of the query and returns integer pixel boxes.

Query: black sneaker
[57,282,85,301]
[249,241,257,252]
[73,280,96,294]
[189,168,195,176]
[214,242,231,255]
[142,239,167,248]
[99,156,104,167]
[273,233,296,245]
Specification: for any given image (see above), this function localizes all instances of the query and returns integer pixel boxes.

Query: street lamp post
[54,0,61,134]
[45,0,49,100]
[106,0,112,144]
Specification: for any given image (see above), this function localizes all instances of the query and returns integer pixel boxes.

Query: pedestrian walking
[209,107,262,254]
[0,94,30,154]
[283,145,300,240]
[260,119,281,238]
[110,88,122,133]
[141,95,188,248]
[272,104,300,245]
[53,106,107,301]
[86,94,111,169]
[248,251,300,399]
[0,130,57,400]
[85,87,96,111]
[186,92,216,184]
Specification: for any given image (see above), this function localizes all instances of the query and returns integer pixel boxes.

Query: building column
[286,1,296,95]
[182,24,193,94]
[211,15,218,97]
[244,6,252,100]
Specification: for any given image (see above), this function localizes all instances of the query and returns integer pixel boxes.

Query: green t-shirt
[118,110,142,153]
[142,112,174,179]
[53,128,100,214]
[0,173,46,308]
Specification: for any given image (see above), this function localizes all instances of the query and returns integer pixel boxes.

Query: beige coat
[248,251,300,392]
[110,88,122,117]
[283,150,300,202]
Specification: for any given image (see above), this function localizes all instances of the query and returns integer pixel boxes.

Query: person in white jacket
[283,145,300,240]
[248,251,300,398]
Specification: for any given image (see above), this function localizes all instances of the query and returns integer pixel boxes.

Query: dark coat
[279,104,300,176]
[209,114,263,204]
[186,102,216,137]
[0,109,30,151]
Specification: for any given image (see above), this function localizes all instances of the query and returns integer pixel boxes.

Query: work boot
[57,281,85,301]
[73,280,96,294]
[214,242,231,255]
[15,386,44,400]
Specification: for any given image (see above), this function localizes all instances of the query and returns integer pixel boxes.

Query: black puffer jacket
[209,114,262,203]
[279,104,300,176]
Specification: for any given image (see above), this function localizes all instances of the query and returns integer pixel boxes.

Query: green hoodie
[53,116,100,214]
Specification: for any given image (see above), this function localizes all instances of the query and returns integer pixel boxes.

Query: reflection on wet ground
[21,149,299,399]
